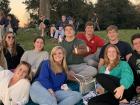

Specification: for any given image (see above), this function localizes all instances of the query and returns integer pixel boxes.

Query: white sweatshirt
[0,70,30,105]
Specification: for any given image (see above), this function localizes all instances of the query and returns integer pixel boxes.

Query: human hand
[96,86,104,95]
[48,88,55,96]
[61,84,69,91]
[67,70,75,80]
[136,86,140,93]
[114,85,125,99]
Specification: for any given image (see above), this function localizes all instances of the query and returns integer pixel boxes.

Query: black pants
[88,74,135,105]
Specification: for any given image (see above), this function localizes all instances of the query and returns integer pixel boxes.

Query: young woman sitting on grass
[88,44,135,105]
[0,61,31,105]
[30,46,82,105]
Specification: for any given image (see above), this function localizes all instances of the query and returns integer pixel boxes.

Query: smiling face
[133,38,140,53]
[107,29,118,42]
[107,46,118,62]
[34,38,44,51]
[14,64,29,80]
[85,25,94,36]
[53,48,64,64]
[64,26,75,37]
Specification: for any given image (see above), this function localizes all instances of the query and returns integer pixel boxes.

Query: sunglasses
[7,36,15,39]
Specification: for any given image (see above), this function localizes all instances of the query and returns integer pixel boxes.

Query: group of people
[0,19,140,105]
[0,10,19,41]
[39,15,80,43]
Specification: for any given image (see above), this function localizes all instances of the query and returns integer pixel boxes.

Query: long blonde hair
[50,46,68,74]
[104,44,120,70]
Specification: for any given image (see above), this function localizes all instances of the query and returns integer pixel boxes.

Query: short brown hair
[106,25,118,32]
[131,33,140,44]
[64,24,74,30]
[85,21,94,28]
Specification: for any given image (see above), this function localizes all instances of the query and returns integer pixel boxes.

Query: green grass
[16,28,140,52]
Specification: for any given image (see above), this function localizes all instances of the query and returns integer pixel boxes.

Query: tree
[23,0,39,21]
[0,0,11,15]
[23,0,94,30]
[95,0,138,29]
[39,0,50,18]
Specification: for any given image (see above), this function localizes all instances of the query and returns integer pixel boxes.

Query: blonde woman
[30,46,81,105]
[88,44,135,105]
[0,61,31,105]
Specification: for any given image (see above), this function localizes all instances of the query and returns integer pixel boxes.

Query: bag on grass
[74,74,96,95]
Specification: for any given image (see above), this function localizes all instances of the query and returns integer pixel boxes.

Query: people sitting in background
[128,33,140,101]
[21,36,49,78]
[91,12,100,31]
[0,43,7,71]
[76,21,104,68]
[88,44,135,105]
[7,14,19,35]
[0,61,31,105]
[38,15,50,37]
[0,10,8,41]
[3,32,24,70]
[30,46,82,105]
[98,25,132,69]
[54,15,68,42]
[50,24,56,38]
[60,24,97,81]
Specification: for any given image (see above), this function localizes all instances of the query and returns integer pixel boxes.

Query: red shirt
[76,32,104,55]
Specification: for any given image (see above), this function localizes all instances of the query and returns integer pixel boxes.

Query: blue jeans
[30,81,82,105]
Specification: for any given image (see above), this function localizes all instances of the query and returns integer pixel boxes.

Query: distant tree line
[0,0,11,15]
[1,0,139,29]
[95,0,140,29]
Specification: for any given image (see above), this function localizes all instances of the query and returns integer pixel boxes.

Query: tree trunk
[39,0,50,19]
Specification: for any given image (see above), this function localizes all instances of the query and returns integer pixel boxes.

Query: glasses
[7,36,15,39]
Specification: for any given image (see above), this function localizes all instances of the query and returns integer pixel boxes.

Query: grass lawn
[16,28,140,52]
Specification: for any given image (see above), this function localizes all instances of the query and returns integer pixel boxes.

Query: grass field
[16,28,140,52]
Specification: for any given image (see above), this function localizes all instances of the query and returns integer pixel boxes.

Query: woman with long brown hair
[88,44,135,105]
[3,32,24,70]
[30,46,81,105]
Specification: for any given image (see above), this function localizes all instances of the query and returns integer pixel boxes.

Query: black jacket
[3,44,24,70]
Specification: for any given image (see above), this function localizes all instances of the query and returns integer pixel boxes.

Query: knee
[87,59,98,67]
[71,91,82,102]
[96,74,105,82]
[90,67,97,77]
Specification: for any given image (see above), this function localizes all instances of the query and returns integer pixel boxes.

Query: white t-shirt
[105,67,110,74]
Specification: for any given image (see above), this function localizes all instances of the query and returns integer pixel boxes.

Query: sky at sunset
[10,0,29,27]
[9,0,140,27]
